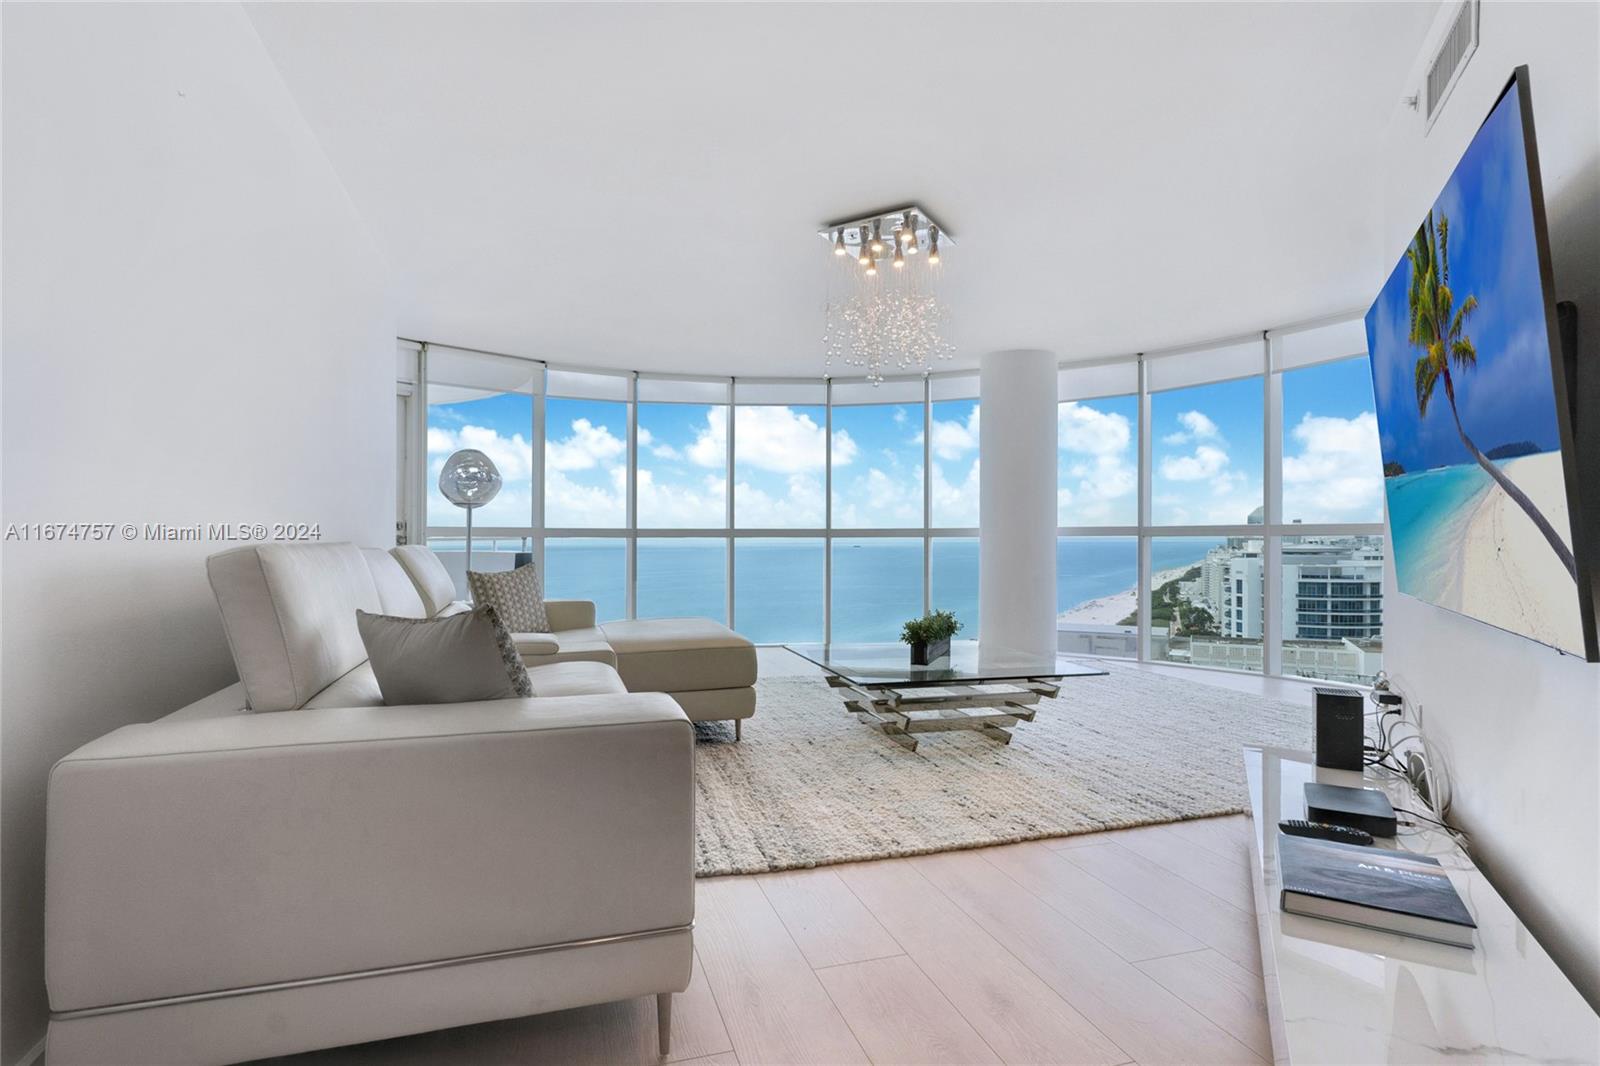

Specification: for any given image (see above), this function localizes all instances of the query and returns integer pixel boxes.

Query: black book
[1278,834,1477,947]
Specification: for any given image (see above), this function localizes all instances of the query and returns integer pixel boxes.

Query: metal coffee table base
[825,674,1062,752]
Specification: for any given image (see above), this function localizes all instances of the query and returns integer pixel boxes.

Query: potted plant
[901,609,962,665]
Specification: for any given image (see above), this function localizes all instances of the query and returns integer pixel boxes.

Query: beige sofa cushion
[207,543,382,712]
[525,661,628,698]
[361,548,428,619]
[391,545,459,617]
[521,626,619,669]
[600,618,756,693]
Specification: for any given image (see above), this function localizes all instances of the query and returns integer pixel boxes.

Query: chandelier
[820,204,955,383]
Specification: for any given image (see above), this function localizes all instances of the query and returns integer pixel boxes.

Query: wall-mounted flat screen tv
[1365,66,1597,661]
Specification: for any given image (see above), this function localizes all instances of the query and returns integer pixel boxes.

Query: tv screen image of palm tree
[1365,77,1583,657]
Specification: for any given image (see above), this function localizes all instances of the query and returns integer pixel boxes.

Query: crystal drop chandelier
[820,204,955,384]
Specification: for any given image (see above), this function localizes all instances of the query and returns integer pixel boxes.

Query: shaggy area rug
[692,661,1311,876]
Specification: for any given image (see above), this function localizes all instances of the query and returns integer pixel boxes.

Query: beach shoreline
[1057,562,1198,627]
[1453,451,1584,654]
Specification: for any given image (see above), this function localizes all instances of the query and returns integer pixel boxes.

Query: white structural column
[979,349,1059,658]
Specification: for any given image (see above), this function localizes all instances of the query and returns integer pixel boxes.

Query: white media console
[1243,745,1598,1064]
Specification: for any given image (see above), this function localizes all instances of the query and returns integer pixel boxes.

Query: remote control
[1278,819,1373,846]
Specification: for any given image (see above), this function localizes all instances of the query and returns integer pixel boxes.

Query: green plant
[900,609,962,645]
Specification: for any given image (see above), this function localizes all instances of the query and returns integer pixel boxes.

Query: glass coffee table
[784,642,1107,752]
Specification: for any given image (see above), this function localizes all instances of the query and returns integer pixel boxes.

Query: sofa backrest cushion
[362,548,428,619]
[391,545,459,616]
[207,543,382,712]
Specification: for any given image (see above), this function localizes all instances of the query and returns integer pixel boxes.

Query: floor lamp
[438,448,503,574]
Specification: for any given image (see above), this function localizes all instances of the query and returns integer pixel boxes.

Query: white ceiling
[246,2,1439,376]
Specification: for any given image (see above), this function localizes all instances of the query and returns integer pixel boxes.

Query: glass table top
[783,641,1108,688]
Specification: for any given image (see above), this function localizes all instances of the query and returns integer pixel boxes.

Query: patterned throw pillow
[356,604,534,705]
[467,564,550,633]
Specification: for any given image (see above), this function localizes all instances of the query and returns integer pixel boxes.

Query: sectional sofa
[43,542,755,1064]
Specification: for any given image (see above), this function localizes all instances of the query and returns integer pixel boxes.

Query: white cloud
[1162,410,1219,445]
[930,406,980,461]
[735,473,825,528]
[546,418,625,471]
[1059,402,1131,456]
[1056,402,1136,523]
[544,465,627,527]
[637,467,726,527]
[932,458,980,525]
[1160,444,1230,482]
[833,466,925,527]
[1282,411,1384,522]
[665,406,856,474]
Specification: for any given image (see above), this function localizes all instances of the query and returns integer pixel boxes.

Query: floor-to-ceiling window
[731,380,827,641]
[828,378,928,640]
[543,368,630,619]
[1057,361,1141,657]
[406,312,1385,683]
[1272,323,1387,681]
[422,346,539,590]
[1145,338,1267,672]
[635,378,729,622]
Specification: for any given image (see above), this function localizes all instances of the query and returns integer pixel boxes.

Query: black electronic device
[1314,686,1365,771]
[1305,781,1398,838]
[1278,819,1374,846]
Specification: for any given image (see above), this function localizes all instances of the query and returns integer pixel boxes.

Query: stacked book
[1278,834,1477,947]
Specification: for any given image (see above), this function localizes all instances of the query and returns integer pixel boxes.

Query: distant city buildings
[1187,535,1384,641]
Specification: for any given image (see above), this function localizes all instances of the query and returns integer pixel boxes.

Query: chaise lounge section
[392,545,758,736]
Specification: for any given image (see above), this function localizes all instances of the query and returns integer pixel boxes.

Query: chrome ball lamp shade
[439,449,502,571]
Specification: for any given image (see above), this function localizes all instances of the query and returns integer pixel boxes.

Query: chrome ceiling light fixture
[819,203,955,384]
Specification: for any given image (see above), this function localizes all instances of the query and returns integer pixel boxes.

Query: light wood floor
[273,652,1305,1066]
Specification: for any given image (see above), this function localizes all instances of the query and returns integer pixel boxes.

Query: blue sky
[1366,78,1561,474]
[429,362,1383,531]
[1152,376,1264,525]
[429,395,962,530]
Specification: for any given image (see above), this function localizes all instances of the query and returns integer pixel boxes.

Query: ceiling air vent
[1424,0,1479,131]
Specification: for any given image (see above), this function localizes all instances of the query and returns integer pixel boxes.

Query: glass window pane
[1149,536,1261,673]
[734,539,823,642]
[428,391,533,530]
[637,403,727,528]
[545,538,625,624]
[1152,377,1263,526]
[1281,534,1384,685]
[1281,356,1385,524]
[1055,536,1138,657]
[831,538,923,641]
[734,405,827,528]
[545,397,627,528]
[1058,396,1137,526]
[930,537,979,638]
[930,400,979,527]
[831,403,924,528]
[637,538,727,623]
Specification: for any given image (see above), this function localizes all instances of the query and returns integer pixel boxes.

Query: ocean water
[1384,463,1493,600]
[429,536,1215,643]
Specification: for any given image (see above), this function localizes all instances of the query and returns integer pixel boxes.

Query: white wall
[1378,0,1600,1010]
[0,5,394,1060]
